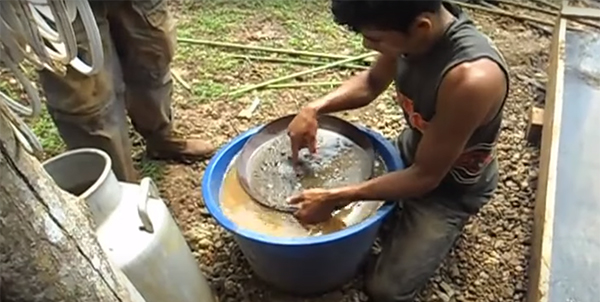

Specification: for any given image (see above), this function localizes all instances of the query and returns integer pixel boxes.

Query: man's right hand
[286,54,397,163]
[288,106,319,163]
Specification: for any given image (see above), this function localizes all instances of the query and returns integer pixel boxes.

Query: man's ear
[413,16,433,32]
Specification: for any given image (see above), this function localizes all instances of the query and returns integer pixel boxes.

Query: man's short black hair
[331,0,443,33]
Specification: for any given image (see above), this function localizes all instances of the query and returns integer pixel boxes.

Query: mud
[220,156,386,238]
[246,129,373,212]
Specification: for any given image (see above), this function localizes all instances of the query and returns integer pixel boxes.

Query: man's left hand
[288,188,346,224]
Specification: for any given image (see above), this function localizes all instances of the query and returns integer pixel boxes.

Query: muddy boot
[146,137,216,161]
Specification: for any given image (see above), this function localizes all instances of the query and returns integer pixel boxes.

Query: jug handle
[138,177,159,233]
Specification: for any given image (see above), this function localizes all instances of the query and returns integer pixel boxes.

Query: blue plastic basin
[201,125,405,295]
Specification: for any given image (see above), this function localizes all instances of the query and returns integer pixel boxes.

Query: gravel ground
[0,0,558,301]
[156,1,554,302]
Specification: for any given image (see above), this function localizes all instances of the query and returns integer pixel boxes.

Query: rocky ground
[3,0,589,301]
[163,2,549,301]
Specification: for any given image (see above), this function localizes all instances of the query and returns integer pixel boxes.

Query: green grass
[136,158,167,181]
[173,0,367,102]
[27,109,64,157]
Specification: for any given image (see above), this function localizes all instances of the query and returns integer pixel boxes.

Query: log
[0,107,137,301]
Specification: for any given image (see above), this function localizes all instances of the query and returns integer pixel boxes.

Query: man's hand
[287,107,319,163]
[288,188,347,224]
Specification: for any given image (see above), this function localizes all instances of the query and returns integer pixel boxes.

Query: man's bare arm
[307,54,397,114]
[334,59,507,202]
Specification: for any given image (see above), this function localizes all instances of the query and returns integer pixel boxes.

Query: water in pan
[219,156,387,238]
[247,129,373,212]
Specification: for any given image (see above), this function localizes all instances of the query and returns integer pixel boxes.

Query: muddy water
[219,157,387,238]
[247,129,373,212]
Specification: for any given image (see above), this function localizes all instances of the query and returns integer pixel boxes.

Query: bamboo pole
[529,0,561,10]
[493,0,600,30]
[450,0,585,32]
[228,52,375,97]
[229,54,368,70]
[266,82,343,89]
[171,70,193,93]
[494,0,557,15]
[177,38,369,61]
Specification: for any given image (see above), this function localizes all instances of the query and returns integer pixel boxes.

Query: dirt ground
[1,0,581,301]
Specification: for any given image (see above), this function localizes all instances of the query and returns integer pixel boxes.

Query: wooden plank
[526,13,567,302]
[561,5,600,20]
[526,106,545,145]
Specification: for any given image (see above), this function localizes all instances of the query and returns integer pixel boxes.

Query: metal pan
[236,114,375,213]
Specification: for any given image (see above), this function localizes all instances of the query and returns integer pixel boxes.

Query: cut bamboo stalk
[494,0,600,30]
[494,0,557,15]
[177,37,370,61]
[228,52,375,97]
[171,70,192,93]
[229,54,368,70]
[450,0,585,31]
[529,0,561,10]
[266,82,344,89]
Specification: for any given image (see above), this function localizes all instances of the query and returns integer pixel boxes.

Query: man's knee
[366,273,417,302]
[40,68,113,116]
[364,201,469,302]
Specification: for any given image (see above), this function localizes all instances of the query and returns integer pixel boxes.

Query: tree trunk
[0,110,136,301]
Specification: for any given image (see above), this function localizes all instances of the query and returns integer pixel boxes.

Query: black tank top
[394,2,509,192]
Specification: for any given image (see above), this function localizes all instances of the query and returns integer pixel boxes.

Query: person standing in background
[38,0,215,182]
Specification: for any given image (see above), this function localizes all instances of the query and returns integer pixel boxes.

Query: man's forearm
[334,166,440,203]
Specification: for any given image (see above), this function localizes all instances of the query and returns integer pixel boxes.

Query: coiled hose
[0,0,103,158]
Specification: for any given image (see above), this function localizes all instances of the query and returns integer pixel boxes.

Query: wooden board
[527,13,567,302]
[561,5,600,20]
[527,9,600,302]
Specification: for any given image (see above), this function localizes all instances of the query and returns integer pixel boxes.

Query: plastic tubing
[28,0,77,64]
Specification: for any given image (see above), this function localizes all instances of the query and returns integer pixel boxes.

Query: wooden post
[526,10,567,302]
[0,108,136,301]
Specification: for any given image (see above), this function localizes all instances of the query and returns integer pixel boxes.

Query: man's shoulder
[444,59,506,90]
[437,58,507,116]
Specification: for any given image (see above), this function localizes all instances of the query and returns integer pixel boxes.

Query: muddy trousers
[365,196,475,302]
[38,0,176,181]
[365,133,497,302]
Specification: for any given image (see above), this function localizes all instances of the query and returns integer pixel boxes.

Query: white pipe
[69,0,104,75]
[0,0,106,158]
[27,0,78,65]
